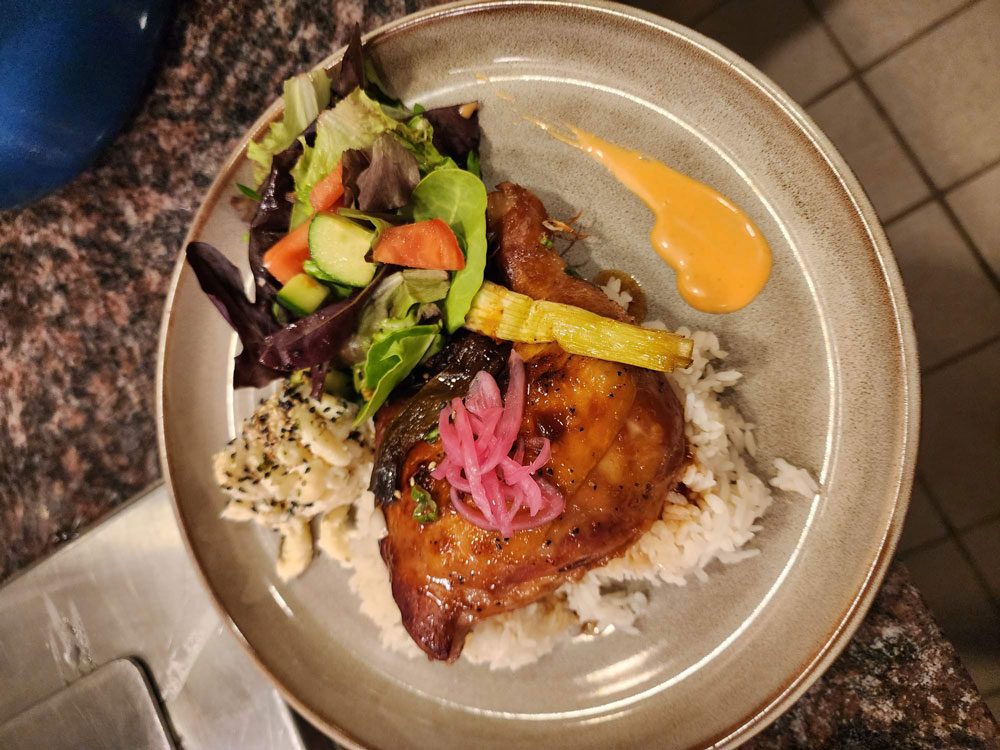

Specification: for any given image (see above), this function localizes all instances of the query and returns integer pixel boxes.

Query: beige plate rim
[155,2,919,747]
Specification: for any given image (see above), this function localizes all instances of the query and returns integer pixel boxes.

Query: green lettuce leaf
[399,114,458,173]
[290,89,399,211]
[247,69,331,185]
[355,323,441,424]
[408,169,488,332]
[352,269,449,357]
[465,149,481,178]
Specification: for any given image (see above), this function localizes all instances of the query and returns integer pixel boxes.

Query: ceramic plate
[157,2,918,747]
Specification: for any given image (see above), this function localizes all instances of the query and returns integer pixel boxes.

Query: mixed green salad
[187,27,487,422]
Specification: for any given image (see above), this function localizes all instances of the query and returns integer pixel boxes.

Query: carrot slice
[263,217,313,284]
[372,219,465,270]
[309,161,344,212]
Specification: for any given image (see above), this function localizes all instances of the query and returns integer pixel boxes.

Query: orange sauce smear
[531,120,772,313]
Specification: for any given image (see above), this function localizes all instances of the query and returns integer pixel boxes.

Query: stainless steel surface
[0,658,175,750]
[0,484,308,750]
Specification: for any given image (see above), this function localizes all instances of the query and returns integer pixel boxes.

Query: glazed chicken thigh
[377,183,687,661]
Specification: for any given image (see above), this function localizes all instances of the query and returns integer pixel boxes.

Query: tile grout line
[909,472,1000,618]
[898,533,952,560]
[848,0,986,74]
[802,0,986,108]
[801,72,857,109]
[686,0,732,28]
[882,155,1000,227]
[921,333,1000,377]
[931,199,1000,295]
[803,0,1000,300]
[898,503,1000,559]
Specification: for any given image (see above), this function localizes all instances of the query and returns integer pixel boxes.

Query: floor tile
[815,0,968,67]
[919,340,1000,529]
[864,0,1000,187]
[807,81,929,219]
[625,0,725,26]
[695,0,851,102]
[946,163,1000,278]
[903,539,1000,694]
[962,520,1000,601]
[885,202,1000,370]
[898,480,948,553]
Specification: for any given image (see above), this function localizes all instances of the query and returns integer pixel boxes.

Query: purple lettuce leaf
[185,242,284,388]
[349,133,420,212]
[334,24,365,98]
[421,104,481,162]
[248,136,307,306]
[340,147,370,209]
[309,360,329,400]
[258,265,389,371]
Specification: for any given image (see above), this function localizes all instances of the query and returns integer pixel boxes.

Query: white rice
[599,278,633,309]
[217,328,819,669]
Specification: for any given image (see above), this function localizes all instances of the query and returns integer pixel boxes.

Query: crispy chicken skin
[377,183,686,662]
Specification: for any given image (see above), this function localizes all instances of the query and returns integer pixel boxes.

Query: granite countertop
[0,0,996,746]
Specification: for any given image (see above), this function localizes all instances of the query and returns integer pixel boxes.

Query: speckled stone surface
[0,0,996,745]
[745,564,998,748]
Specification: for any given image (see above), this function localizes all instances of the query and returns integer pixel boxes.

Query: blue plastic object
[0,0,173,210]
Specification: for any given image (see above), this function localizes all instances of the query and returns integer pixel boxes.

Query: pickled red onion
[431,350,564,536]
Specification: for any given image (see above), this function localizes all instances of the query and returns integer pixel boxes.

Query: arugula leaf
[247,69,331,185]
[355,323,441,424]
[408,169,488,332]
